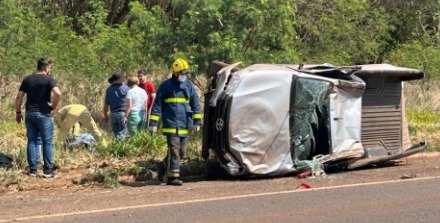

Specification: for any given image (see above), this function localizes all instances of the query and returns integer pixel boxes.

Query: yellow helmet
[171,58,190,73]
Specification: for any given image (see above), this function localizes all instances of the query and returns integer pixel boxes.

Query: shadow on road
[119,158,413,188]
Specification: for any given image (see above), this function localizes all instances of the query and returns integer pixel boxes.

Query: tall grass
[405,80,440,151]
[99,132,167,159]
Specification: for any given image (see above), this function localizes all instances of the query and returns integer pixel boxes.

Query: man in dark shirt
[15,58,62,178]
[103,71,130,140]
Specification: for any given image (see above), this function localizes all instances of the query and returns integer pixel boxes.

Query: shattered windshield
[290,77,333,165]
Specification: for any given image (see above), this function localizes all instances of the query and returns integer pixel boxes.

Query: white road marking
[2,175,440,222]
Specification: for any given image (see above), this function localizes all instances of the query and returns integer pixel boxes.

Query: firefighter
[54,104,102,143]
[149,58,202,186]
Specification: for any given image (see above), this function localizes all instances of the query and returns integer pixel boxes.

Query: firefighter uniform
[54,104,102,142]
[150,58,202,186]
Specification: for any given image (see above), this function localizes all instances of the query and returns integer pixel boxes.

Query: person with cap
[15,58,61,178]
[103,71,130,140]
[54,104,102,143]
[149,58,202,186]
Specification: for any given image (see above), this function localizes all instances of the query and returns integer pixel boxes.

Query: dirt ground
[1,152,439,198]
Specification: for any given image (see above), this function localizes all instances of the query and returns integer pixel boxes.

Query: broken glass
[290,77,333,169]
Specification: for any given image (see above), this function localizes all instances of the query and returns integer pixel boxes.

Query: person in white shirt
[124,76,148,137]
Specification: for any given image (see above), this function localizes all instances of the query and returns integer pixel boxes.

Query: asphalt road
[9,177,440,223]
[1,156,439,223]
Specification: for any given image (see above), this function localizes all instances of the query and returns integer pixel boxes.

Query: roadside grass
[0,169,24,191]
[0,120,27,169]
[405,81,440,151]
[406,109,440,151]
[97,132,167,159]
[77,130,204,188]
[0,116,202,189]
[80,168,124,188]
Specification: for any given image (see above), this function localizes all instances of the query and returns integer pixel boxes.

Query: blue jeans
[110,112,126,140]
[25,112,54,173]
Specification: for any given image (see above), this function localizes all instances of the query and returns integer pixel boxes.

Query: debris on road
[399,174,417,179]
[295,183,312,190]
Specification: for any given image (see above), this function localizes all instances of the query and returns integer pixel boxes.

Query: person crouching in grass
[124,76,148,137]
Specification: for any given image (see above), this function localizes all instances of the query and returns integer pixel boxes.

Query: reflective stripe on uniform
[193,113,202,119]
[162,128,188,135]
[167,170,180,178]
[150,115,160,121]
[166,155,179,178]
[164,97,189,103]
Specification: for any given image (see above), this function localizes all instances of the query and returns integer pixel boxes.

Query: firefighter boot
[167,178,183,186]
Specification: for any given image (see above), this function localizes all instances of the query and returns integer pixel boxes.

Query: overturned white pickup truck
[202,61,427,177]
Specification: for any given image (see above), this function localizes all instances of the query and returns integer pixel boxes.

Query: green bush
[79,168,123,188]
[386,37,440,80]
[99,132,167,159]
[0,169,24,188]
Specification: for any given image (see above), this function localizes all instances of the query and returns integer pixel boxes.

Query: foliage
[80,168,123,188]
[0,169,24,188]
[386,37,440,80]
[187,129,203,159]
[405,82,440,151]
[2,0,438,77]
[294,0,392,65]
[98,132,167,158]
[407,109,440,124]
